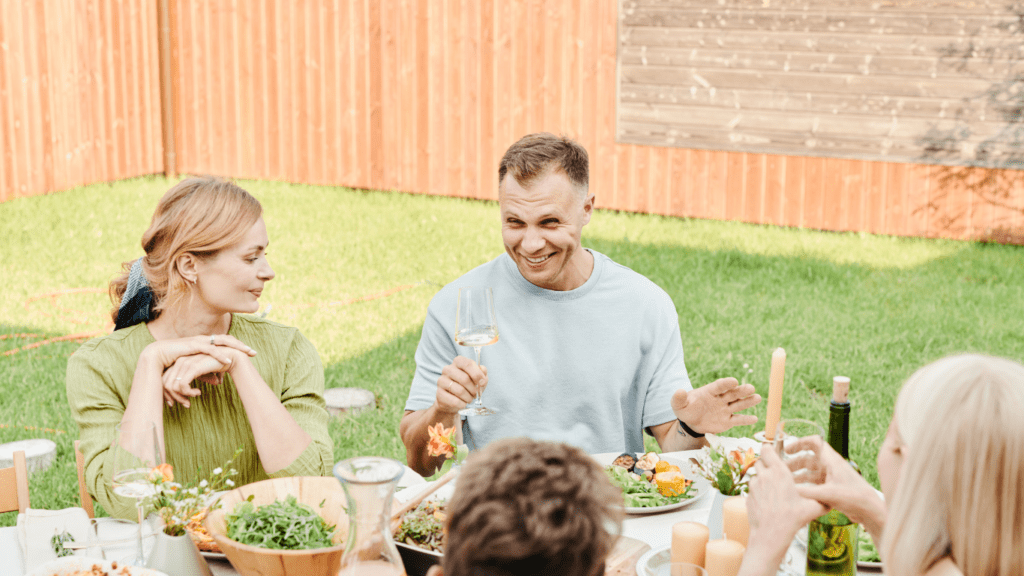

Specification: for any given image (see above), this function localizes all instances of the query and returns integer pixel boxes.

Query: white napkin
[16,507,92,571]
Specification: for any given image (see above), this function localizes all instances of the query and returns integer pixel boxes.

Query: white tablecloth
[3,447,881,575]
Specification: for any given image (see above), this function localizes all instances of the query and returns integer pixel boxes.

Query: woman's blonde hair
[883,354,1024,576]
[109,177,262,322]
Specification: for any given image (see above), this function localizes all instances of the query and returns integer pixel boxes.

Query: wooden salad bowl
[204,476,350,576]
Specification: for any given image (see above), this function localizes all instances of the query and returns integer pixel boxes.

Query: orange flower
[150,463,174,483]
[426,422,456,459]
[729,448,758,478]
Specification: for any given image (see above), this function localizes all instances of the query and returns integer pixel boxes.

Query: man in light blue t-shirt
[401,133,761,476]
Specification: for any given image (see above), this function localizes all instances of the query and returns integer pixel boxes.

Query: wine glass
[773,418,824,484]
[455,286,499,416]
[111,421,162,566]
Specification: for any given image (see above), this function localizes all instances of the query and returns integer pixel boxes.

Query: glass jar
[334,456,407,576]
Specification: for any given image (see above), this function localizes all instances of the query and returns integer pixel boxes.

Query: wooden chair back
[74,440,96,518]
[0,450,30,513]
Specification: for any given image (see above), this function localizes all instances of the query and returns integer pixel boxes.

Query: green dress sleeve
[266,328,334,478]
[65,333,144,520]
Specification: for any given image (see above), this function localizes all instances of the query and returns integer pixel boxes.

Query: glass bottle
[806,376,859,576]
[334,456,408,576]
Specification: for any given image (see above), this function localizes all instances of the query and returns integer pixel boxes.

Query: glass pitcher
[334,456,407,576]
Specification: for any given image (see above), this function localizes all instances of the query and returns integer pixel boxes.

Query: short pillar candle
[705,539,745,576]
[671,521,709,567]
[721,496,749,546]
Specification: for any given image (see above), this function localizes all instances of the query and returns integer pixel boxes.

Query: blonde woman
[67,177,333,519]
[739,354,1024,576]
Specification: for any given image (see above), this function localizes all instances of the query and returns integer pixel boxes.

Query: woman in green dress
[68,177,333,519]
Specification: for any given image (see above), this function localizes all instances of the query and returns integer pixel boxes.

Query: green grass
[2,175,1022,527]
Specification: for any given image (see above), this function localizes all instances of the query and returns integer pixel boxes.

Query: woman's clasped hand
[146,333,257,407]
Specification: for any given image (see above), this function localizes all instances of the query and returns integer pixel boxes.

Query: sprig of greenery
[226,495,336,550]
[143,447,243,536]
[50,530,74,558]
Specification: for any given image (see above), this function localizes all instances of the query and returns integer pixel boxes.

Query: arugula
[226,495,336,550]
[604,466,692,508]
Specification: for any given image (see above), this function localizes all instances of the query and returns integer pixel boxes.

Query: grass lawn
[2,175,1022,526]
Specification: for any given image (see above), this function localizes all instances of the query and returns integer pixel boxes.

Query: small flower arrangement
[691,445,758,496]
[143,448,242,536]
[426,422,467,477]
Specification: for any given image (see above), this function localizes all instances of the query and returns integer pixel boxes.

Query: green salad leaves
[226,495,336,550]
[604,465,692,508]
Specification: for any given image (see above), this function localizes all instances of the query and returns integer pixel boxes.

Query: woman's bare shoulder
[922,557,962,576]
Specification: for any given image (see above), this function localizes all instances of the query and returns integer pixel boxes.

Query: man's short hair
[498,133,589,195]
[442,438,622,576]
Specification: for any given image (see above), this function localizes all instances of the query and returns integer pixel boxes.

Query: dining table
[2,437,882,576]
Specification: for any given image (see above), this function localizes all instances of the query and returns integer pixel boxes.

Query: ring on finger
[210,335,216,345]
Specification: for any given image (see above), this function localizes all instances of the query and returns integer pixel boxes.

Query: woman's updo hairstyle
[109,177,263,323]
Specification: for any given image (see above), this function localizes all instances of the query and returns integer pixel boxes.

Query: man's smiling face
[499,168,594,291]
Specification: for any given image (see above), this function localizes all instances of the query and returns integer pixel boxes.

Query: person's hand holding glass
[454,287,499,416]
[110,421,162,566]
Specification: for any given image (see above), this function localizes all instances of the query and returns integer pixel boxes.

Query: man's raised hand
[671,377,761,434]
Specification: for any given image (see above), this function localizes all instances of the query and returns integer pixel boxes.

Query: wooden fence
[2,0,1022,241]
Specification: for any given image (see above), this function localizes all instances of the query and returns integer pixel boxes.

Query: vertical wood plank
[823,158,844,231]
[865,161,887,234]
[226,0,242,177]
[479,0,495,199]
[633,145,650,214]
[415,0,430,193]
[426,0,444,195]
[301,0,320,185]
[692,149,711,219]
[0,2,12,199]
[378,0,395,190]
[669,149,689,217]
[783,156,805,228]
[764,154,785,226]
[885,162,908,236]
[542,0,560,133]
[725,152,744,222]
[444,0,460,196]
[803,157,825,229]
[907,165,931,237]
[23,1,44,192]
[35,0,56,193]
[463,0,479,199]
[706,151,728,221]
[594,0,616,209]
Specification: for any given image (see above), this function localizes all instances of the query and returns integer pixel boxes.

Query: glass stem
[136,500,145,564]
[474,346,483,406]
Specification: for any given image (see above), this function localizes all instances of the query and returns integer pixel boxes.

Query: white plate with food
[26,556,169,576]
[595,452,709,515]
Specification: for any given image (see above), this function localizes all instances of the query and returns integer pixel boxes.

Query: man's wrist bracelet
[677,419,705,438]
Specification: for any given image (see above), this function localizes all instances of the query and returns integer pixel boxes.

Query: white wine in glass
[455,286,499,416]
[111,421,162,566]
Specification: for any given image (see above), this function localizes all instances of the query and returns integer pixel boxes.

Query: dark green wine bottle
[806,376,859,576]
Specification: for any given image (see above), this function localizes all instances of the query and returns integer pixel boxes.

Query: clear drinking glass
[110,421,162,566]
[455,286,499,416]
[773,418,825,483]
